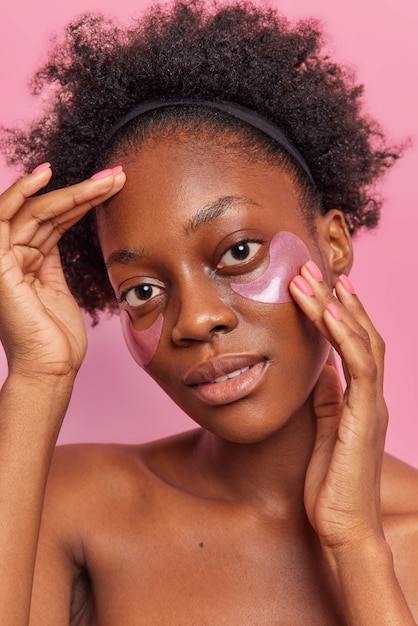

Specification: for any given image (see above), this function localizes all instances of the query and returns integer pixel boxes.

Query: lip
[183,354,269,406]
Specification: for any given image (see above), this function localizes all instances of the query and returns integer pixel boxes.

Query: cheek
[120,311,164,368]
[231,232,310,303]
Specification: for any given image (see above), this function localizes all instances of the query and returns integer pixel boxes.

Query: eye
[120,283,164,307]
[218,241,261,268]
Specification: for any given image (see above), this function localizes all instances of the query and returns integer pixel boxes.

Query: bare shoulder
[381,453,418,614]
[42,442,154,547]
[45,429,200,520]
[381,452,418,515]
[37,435,196,577]
[31,443,155,623]
[46,436,179,506]
[33,438,196,624]
[47,442,147,501]
[49,440,148,482]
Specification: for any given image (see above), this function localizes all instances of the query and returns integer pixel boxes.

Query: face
[98,133,330,443]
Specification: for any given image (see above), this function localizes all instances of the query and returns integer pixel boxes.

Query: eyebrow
[105,195,260,268]
[187,195,260,232]
[105,247,145,269]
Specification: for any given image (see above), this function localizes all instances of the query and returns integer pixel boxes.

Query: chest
[82,506,345,625]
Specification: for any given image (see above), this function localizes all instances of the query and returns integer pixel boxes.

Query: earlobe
[316,210,353,285]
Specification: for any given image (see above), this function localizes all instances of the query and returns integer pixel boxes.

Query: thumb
[313,363,343,422]
[304,363,344,527]
[311,363,343,457]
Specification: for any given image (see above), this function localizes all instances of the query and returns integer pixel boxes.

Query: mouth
[210,366,251,383]
[183,355,269,406]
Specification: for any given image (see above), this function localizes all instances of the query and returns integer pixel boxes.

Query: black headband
[106,98,314,184]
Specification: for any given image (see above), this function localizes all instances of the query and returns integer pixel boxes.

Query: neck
[194,398,317,520]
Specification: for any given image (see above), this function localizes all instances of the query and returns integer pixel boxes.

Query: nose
[171,278,238,345]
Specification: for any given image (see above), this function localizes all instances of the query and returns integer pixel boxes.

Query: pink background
[1,0,417,466]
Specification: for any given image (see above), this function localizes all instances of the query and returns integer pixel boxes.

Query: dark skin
[0,131,417,624]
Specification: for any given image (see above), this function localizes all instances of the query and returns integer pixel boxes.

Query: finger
[0,166,53,251]
[31,245,73,295]
[0,164,52,222]
[307,262,368,338]
[10,169,126,248]
[316,271,384,390]
[289,263,368,353]
[323,300,389,445]
[24,175,126,256]
[290,263,386,437]
[334,275,385,388]
[312,362,342,448]
[309,263,384,389]
[305,363,343,510]
[290,261,379,373]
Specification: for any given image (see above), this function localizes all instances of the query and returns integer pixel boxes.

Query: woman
[0,1,417,623]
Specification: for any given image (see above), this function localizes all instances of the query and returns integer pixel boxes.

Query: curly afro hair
[0,0,399,321]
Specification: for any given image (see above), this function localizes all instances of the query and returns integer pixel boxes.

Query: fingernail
[111,165,123,175]
[292,275,313,295]
[326,362,334,367]
[32,162,51,175]
[91,168,113,180]
[305,260,323,281]
[326,303,342,320]
[338,274,355,294]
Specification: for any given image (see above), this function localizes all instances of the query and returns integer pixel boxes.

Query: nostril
[212,325,230,334]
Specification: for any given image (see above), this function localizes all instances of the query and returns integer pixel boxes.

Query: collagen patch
[231,231,310,303]
[120,310,163,367]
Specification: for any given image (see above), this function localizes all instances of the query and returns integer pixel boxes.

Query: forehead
[99,133,307,236]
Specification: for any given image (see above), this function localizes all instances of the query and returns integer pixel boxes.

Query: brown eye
[218,241,261,268]
[122,283,164,307]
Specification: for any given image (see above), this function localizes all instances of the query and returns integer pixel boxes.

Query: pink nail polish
[292,275,313,295]
[32,162,51,175]
[111,165,123,175]
[338,274,355,294]
[91,168,113,180]
[305,260,323,281]
[326,303,342,320]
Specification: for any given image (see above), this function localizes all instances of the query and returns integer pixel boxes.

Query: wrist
[5,367,78,392]
[323,537,415,625]
[1,372,76,440]
[323,533,392,578]
[7,355,82,380]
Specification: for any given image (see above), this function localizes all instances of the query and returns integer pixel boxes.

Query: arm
[290,262,416,624]
[0,375,74,623]
[0,165,125,623]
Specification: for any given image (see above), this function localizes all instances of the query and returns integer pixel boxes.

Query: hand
[289,264,388,554]
[0,164,126,378]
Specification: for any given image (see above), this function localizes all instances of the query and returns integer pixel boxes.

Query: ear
[315,210,353,286]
